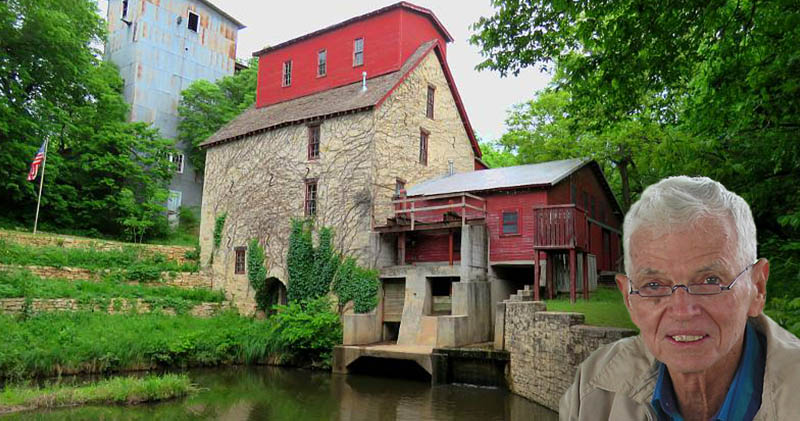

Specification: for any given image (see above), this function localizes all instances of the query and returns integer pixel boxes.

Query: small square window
[308,125,320,160]
[353,38,364,67]
[282,60,292,87]
[187,11,199,32]
[317,49,327,77]
[419,130,428,166]
[305,179,318,217]
[502,211,519,235]
[234,247,246,274]
[426,85,435,119]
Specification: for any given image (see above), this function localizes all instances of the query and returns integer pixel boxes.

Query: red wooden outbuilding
[374,158,623,303]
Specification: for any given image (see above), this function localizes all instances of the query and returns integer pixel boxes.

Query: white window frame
[317,49,327,77]
[282,60,292,87]
[187,11,199,32]
[353,38,364,67]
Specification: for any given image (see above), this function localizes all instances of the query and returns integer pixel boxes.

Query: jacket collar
[589,334,659,404]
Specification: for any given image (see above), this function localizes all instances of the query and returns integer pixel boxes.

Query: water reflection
[5,366,557,421]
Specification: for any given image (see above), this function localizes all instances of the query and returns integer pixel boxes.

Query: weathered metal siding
[104,0,241,209]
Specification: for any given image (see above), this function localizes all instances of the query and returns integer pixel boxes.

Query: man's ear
[747,258,769,317]
[616,273,631,310]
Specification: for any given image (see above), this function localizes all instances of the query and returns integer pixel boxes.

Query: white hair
[623,176,757,275]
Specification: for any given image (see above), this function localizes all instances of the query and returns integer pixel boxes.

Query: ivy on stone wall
[311,227,339,299]
[247,238,269,312]
[332,257,379,314]
[285,220,378,314]
[286,219,314,303]
[212,213,227,250]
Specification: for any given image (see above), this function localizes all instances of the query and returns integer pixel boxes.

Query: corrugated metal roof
[406,158,589,196]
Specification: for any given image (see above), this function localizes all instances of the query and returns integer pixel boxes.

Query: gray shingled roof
[200,40,437,148]
[406,158,589,196]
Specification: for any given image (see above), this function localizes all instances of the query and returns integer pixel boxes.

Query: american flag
[27,141,46,181]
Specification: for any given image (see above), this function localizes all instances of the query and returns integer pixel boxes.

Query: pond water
[6,366,558,420]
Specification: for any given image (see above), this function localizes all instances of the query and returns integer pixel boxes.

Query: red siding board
[487,191,547,262]
[400,10,447,60]
[406,232,460,263]
[255,8,449,108]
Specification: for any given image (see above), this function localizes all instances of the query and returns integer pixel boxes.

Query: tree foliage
[0,0,175,241]
[472,0,799,321]
[472,0,800,232]
[177,58,258,173]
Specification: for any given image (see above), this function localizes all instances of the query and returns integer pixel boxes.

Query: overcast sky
[101,0,552,141]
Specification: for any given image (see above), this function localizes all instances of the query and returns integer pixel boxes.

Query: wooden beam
[534,250,541,301]
[448,230,454,266]
[569,249,577,304]
[582,252,590,300]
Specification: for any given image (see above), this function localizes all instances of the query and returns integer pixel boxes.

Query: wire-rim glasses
[628,262,756,298]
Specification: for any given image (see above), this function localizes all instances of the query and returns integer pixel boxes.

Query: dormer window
[282,60,292,86]
[187,11,199,32]
[317,49,327,77]
[353,38,364,67]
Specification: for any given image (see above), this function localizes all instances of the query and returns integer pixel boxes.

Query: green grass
[0,299,342,380]
[545,285,638,330]
[0,374,196,414]
[0,269,225,312]
[0,239,198,273]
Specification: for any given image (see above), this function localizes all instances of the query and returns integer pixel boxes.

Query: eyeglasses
[628,262,756,298]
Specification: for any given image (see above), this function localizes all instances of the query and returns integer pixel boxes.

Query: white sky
[100,0,552,142]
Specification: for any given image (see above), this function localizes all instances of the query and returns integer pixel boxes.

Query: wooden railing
[533,205,588,249]
[391,192,487,230]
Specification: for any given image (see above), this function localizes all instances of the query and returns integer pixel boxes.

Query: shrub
[263,297,342,369]
[766,297,800,337]
[332,257,379,314]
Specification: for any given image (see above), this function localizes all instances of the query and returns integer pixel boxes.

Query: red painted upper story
[253,2,453,108]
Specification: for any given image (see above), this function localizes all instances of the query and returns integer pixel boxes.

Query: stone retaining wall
[0,298,226,317]
[0,264,211,289]
[0,230,195,265]
[500,301,636,411]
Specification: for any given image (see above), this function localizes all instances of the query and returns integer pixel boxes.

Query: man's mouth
[669,335,705,343]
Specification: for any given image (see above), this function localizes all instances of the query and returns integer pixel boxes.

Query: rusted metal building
[104,0,245,217]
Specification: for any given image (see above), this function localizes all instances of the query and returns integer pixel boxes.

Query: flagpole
[32,137,49,235]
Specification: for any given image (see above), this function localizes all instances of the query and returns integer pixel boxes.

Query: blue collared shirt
[651,322,766,421]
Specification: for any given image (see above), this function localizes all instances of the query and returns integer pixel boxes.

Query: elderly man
[560,176,800,420]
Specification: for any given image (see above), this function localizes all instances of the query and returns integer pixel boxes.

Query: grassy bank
[0,269,224,312]
[0,239,198,274]
[0,374,196,415]
[0,298,341,380]
[546,286,637,330]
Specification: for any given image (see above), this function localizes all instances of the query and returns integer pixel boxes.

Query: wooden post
[448,230,454,266]
[534,250,541,301]
[398,232,406,265]
[569,249,577,304]
[582,251,590,300]
[546,253,554,299]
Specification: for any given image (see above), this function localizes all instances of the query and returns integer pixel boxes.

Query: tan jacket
[559,314,800,420]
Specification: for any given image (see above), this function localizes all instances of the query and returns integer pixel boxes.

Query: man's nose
[668,286,701,317]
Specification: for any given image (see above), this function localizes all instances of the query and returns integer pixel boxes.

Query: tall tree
[0,0,175,241]
[177,58,258,174]
[472,0,800,236]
